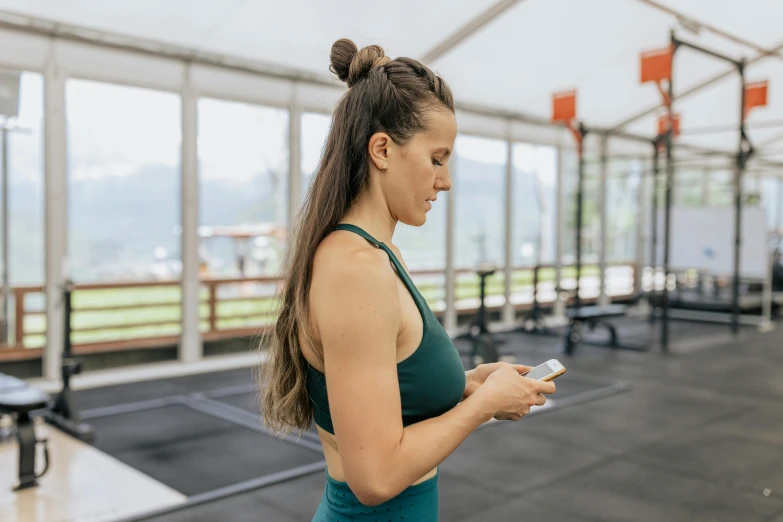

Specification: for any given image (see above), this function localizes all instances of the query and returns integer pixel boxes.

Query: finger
[537,380,557,394]
[512,364,533,374]
[535,394,547,406]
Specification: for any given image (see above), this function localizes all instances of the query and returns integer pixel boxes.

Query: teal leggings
[312,469,439,521]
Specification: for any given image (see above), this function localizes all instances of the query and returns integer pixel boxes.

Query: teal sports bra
[305,223,467,435]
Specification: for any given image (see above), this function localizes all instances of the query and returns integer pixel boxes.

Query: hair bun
[330,38,389,88]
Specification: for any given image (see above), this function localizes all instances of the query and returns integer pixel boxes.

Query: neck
[340,186,397,245]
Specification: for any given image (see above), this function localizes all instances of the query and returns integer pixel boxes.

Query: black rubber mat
[88,404,323,496]
[571,316,742,351]
[215,391,321,435]
[633,427,783,494]
[213,391,260,413]
[505,315,747,354]
[75,367,254,411]
[121,325,783,522]
[512,459,783,522]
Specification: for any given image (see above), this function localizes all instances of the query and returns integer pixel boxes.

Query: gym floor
[2,318,782,522]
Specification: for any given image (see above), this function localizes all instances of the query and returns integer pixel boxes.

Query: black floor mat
[215,392,321,436]
[577,316,742,348]
[501,316,745,354]
[88,404,323,496]
[75,367,254,411]
[214,391,260,414]
[113,325,783,522]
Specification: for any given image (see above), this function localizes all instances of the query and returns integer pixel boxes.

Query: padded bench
[0,373,51,490]
[564,304,628,355]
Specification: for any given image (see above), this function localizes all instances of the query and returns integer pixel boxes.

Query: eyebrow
[434,147,451,157]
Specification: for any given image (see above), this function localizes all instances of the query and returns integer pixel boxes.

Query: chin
[400,213,427,227]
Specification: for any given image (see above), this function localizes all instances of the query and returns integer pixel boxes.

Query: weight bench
[0,373,51,490]
[563,304,629,356]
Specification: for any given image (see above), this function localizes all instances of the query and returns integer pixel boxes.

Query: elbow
[347,474,395,507]
[351,481,392,507]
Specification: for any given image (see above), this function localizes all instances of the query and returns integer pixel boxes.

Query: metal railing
[0,263,637,362]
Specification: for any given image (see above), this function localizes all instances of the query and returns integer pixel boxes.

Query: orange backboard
[641,46,672,83]
[552,90,576,123]
[745,81,768,113]
[657,113,680,137]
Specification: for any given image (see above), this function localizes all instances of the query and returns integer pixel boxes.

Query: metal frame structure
[0,6,778,379]
[658,30,755,349]
[648,135,664,326]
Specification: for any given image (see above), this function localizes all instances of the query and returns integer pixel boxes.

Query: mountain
[6,138,612,284]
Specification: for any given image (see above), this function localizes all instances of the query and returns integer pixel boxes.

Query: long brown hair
[260,38,454,436]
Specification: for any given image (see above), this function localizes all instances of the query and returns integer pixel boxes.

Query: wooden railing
[0,263,637,362]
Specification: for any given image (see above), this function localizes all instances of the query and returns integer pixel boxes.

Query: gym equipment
[0,373,51,490]
[551,90,633,356]
[521,265,546,332]
[647,206,775,326]
[645,32,769,348]
[45,279,94,442]
[467,264,501,364]
[563,304,628,356]
[646,133,665,325]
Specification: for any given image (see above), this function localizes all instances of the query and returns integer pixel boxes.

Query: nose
[436,167,452,192]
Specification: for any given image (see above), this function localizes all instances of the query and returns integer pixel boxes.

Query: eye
[432,159,443,167]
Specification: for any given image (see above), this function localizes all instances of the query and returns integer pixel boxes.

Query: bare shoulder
[310,231,400,329]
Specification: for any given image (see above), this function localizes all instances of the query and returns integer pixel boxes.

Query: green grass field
[20,266,600,348]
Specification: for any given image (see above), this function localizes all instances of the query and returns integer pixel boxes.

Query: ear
[368,132,391,171]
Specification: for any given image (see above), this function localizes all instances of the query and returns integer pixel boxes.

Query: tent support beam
[420,0,526,64]
[1,10,780,167]
[758,131,783,149]
[638,0,783,60]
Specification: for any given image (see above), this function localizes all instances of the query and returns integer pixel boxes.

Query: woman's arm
[311,247,496,506]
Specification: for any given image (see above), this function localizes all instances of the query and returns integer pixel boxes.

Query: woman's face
[381,109,458,227]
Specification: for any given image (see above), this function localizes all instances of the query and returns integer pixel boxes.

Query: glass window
[709,170,733,206]
[66,80,181,351]
[576,159,601,265]
[606,158,642,262]
[560,149,579,265]
[394,189,447,310]
[760,176,781,233]
[1,71,45,353]
[301,112,331,204]
[676,168,705,207]
[562,153,602,266]
[453,135,507,270]
[394,203,447,271]
[512,143,557,267]
[198,98,289,278]
[67,79,181,283]
[6,71,44,287]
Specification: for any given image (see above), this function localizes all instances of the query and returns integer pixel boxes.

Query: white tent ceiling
[1,0,781,160]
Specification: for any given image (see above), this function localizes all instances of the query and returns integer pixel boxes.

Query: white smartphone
[521,359,566,382]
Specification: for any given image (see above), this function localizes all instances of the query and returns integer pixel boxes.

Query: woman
[261,38,556,521]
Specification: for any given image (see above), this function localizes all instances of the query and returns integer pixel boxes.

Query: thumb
[511,364,533,375]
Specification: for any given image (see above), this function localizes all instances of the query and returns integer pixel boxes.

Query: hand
[463,362,532,400]
[475,365,557,422]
